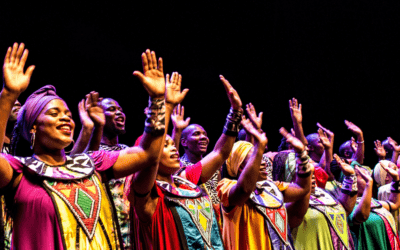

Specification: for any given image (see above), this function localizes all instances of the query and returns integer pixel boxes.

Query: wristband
[144,97,166,135]
[296,153,312,178]
[223,108,243,136]
[391,180,400,193]
[341,174,358,196]
[357,140,364,144]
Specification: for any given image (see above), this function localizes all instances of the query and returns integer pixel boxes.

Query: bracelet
[296,153,312,178]
[391,180,400,193]
[223,108,243,136]
[144,97,166,135]
[357,141,364,144]
[341,174,358,196]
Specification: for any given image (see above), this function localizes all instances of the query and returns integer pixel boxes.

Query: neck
[309,152,321,162]
[33,149,67,166]
[183,151,202,163]
[101,133,119,146]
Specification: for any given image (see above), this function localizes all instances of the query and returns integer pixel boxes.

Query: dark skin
[0,44,167,191]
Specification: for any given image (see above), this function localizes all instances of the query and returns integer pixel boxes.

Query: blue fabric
[175,205,224,250]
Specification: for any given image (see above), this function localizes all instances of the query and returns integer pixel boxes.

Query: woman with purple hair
[0,43,167,249]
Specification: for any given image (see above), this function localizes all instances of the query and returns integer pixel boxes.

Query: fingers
[166,74,170,84]
[290,128,296,136]
[141,51,149,72]
[180,104,184,116]
[10,43,18,64]
[158,57,163,73]
[259,112,263,120]
[151,51,157,70]
[15,43,25,65]
[145,50,153,71]
[333,154,342,164]
[279,127,290,139]
[78,99,85,112]
[4,47,11,64]
[219,75,231,92]
[90,91,99,106]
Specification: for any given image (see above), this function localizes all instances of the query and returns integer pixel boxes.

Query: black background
[1,2,400,167]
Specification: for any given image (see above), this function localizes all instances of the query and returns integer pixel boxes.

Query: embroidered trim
[373,205,398,237]
[144,97,166,135]
[14,153,94,180]
[43,176,102,240]
[309,187,338,206]
[255,205,289,245]
[167,196,215,249]
[156,176,203,198]
[249,180,284,208]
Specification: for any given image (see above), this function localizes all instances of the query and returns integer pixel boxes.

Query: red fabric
[183,161,203,185]
[132,185,182,250]
[314,166,329,189]
[379,213,400,250]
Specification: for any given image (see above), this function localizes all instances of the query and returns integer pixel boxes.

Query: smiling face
[32,99,75,151]
[181,124,209,156]
[101,98,126,136]
[158,135,181,175]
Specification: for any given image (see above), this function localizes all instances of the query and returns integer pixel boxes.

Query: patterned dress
[99,143,131,250]
[1,143,12,250]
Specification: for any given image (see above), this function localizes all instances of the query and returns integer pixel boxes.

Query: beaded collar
[309,187,338,206]
[156,176,204,198]
[14,153,94,180]
[249,180,284,209]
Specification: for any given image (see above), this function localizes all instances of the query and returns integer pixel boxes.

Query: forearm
[353,134,365,164]
[284,153,312,202]
[285,190,311,229]
[87,125,103,151]
[70,125,94,155]
[392,151,399,164]
[338,192,357,216]
[0,90,19,150]
[292,121,307,146]
[353,184,372,223]
[323,148,335,181]
[171,127,182,152]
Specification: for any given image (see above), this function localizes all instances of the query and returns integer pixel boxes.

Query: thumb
[133,71,145,82]
[185,117,191,124]
[25,65,35,78]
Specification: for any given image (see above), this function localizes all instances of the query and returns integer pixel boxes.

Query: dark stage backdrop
[1,2,400,167]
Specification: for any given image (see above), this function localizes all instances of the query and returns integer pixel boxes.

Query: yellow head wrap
[226,141,254,177]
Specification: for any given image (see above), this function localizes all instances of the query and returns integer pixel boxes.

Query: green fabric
[292,208,335,250]
[349,207,390,250]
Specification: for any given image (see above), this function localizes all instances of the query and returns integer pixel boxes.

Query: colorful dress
[378,184,400,236]
[218,178,293,250]
[1,143,12,250]
[292,187,354,250]
[99,143,131,250]
[2,151,121,250]
[349,198,400,250]
[131,162,223,250]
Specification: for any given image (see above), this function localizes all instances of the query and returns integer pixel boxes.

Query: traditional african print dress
[132,175,223,250]
[349,198,400,250]
[292,187,354,250]
[218,179,293,250]
[2,152,121,250]
[99,143,131,250]
[379,184,400,236]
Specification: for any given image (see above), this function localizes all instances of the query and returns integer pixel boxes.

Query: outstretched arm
[181,75,242,184]
[245,103,263,145]
[70,92,105,154]
[345,120,364,164]
[281,127,313,229]
[111,50,170,179]
[351,167,373,224]
[225,118,268,208]
[379,162,400,211]
[289,98,308,146]
[317,125,335,181]
[334,154,357,215]
[0,43,35,188]
[171,103,190,152]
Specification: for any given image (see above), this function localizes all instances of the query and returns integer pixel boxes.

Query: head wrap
[373,160,391,187]
[226,141,254,177]
[17,85,62,142]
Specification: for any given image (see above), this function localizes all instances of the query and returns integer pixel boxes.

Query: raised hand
[246,103,263,130]
[318,128,332,149]
[133,49,165,98]
[380,161,400,182]
[220,75,242,110]
[241,116,268,147]
[279,127,305,153]
[85,91,105,127]
[78,98,94,129]
[165,72,189,106]
[345,120,363,137]
[355,166,373,183]
[289,98,302,123]
[388,137,400,152]
[374,140,387,159]
[3,43,35,95]
[317,122,334,143]
[333,154,355,176]
[171,104,191,130]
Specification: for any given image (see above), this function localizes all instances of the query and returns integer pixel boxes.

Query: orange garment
[217,178,289,250]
